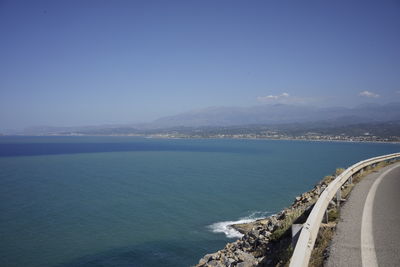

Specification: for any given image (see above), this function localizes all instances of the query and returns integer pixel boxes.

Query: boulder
[267,220,278,232]
[223,257,236,266]
[206,260,225,267]
[277,211,286,220]
[198,253,215,265]
[249,228,260,238]
[236,262,257,267]
[236,250,257,263]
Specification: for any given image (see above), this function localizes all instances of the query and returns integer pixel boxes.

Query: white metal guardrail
[289,152,400,267]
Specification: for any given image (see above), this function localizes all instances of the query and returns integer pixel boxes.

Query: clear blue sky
[1,0,399,129]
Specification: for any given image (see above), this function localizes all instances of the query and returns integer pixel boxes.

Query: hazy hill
[5,102,400,135]
[151,102,400,128]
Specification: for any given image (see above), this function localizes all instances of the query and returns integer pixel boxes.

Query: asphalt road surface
[326,162,400,267]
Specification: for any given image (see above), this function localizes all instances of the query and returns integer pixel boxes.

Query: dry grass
[275,246,294,267]
[309,224,336,267]
[341,183,354,199]
[327,209,339,222]
[335,168,345,176]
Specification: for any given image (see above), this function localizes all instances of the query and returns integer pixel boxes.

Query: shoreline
[144,134,400,144]
[196,159,400,267]
[195,171,339,267]
[1,134,399,145]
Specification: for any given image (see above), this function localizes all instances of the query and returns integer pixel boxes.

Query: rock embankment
[195,174,339,267]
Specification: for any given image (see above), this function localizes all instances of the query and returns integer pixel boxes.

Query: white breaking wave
[208,211,271,239]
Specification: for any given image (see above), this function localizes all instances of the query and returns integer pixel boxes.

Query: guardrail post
[324,210,329,223]
[336,189,341,208]
[349,175,353,184]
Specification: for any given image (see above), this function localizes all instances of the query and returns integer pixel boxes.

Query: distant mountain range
[4,102,400,135]
[152,102,400,128]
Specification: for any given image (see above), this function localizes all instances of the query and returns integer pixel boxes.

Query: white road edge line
[361,164,400,267]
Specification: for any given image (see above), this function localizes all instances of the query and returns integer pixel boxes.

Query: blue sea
[0,136,398,267]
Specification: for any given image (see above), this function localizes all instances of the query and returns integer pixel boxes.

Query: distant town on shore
[2,103,400,143]
[3,121,399,143]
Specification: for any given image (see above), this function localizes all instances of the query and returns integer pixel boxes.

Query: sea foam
[208,211,270,238]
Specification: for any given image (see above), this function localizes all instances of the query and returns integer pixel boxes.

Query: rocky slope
[195,174,339,267]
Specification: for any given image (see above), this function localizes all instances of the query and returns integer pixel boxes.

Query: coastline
[1,134,399,145]
[195,172,340,267]
[196,159,400,267]
[146,136,400,145]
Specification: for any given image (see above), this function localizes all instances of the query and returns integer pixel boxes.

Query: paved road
[326,162,400,267]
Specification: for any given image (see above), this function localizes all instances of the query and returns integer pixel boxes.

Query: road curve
[326,162,400,267]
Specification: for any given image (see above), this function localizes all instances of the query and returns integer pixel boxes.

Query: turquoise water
[0,137,398,267]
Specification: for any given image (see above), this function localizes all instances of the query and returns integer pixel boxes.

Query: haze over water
[0,136,398,267]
